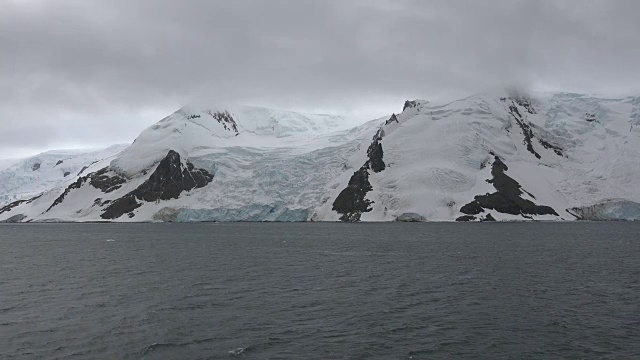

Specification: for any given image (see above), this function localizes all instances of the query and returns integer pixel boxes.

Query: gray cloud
[2,0,640,157]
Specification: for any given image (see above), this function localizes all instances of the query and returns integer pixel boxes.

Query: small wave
[0,305,18,313]
[229,347,245,356]
[141,342,182,354]
[106,239,115,242]
[141,337,215,355]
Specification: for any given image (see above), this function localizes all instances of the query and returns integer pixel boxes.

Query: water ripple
[0,222,638,359]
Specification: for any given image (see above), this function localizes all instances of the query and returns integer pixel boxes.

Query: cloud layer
[2,0,640,156]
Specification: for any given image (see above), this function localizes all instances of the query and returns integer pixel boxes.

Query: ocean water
[0,222,638,359]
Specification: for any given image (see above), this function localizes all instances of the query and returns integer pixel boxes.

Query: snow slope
[111,104,355,176]
[1,92,639,222]
[0,145,129,206]
[0,158,20,172]
[314,92,640,221]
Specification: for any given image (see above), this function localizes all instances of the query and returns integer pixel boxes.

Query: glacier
[153,205,311,222]
[570,200,640,221]
[0,144,129,205]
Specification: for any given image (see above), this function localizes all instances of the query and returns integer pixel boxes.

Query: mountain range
[2,90,639,222]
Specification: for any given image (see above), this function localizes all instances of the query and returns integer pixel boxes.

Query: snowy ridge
[111,104,352,176]
[314,92,640,221]
[0,144,128,206]
[1,92,639,222]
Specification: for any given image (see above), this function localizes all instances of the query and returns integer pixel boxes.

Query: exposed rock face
[333,122,392,222]
[77,160,99,176]
[0,214,27,223]
[481,213,496,222]
[101,196,141,219]
[63,171,71,177]
[456,215,477,222]
[403,100,418,111]
[204,110,239,135]
[503,89,537,114]
[32,163,40,171]
[47,177,88,212]
[538,138,564,157]
[55,160,63,166]
[508,103,541,159]
[460,156,558,218]
[133,151,213,202]
[0,201,21,215]
[332,166,374,222]
[89,168,126,193]
[514,97,537,114]
[0,194,42,215]
[504,98,563,158]
[101,150,213,219]
[586,113,597,122]
[396,213,426,222]
[367,128,385,173]
[77,165,89,176]
[385,114,399,125]
[47,167,126,212]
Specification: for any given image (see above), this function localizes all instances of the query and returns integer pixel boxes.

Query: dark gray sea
[0,223,639,359]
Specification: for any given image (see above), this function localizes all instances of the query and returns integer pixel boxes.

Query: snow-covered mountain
[2,91,639,222]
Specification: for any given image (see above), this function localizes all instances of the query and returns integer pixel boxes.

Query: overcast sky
[2,0,640,158]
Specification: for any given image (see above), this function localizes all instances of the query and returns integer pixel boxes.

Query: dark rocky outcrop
[403,100,418,111]
[0,214,27,223]
[332,166,374,222]
[0,194,42,215]
[586,113,597,122]
[101,150,213,219]
[514,97,537,114]
[385,114,399,125]
[47,167,127,212]
[481,213,496,222]
[77,160,99,176]
[205,110,239,134]
[101,196,141,219]
[460,200,484,215]
[456,215,477,222]
[508,103,541,159]
[63,171,71,177]
[89,168,126,193]
[131,151,213,202]
[459,156,558,218]
[55,160,63,166]
[77,165,89,176]
[366,128,385,173]
[538,138,564,157]
[32,163,40,171]
[508,98,563,157]
[333,120,393,221]
[504,89,537,114]
[47,176,88,212]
